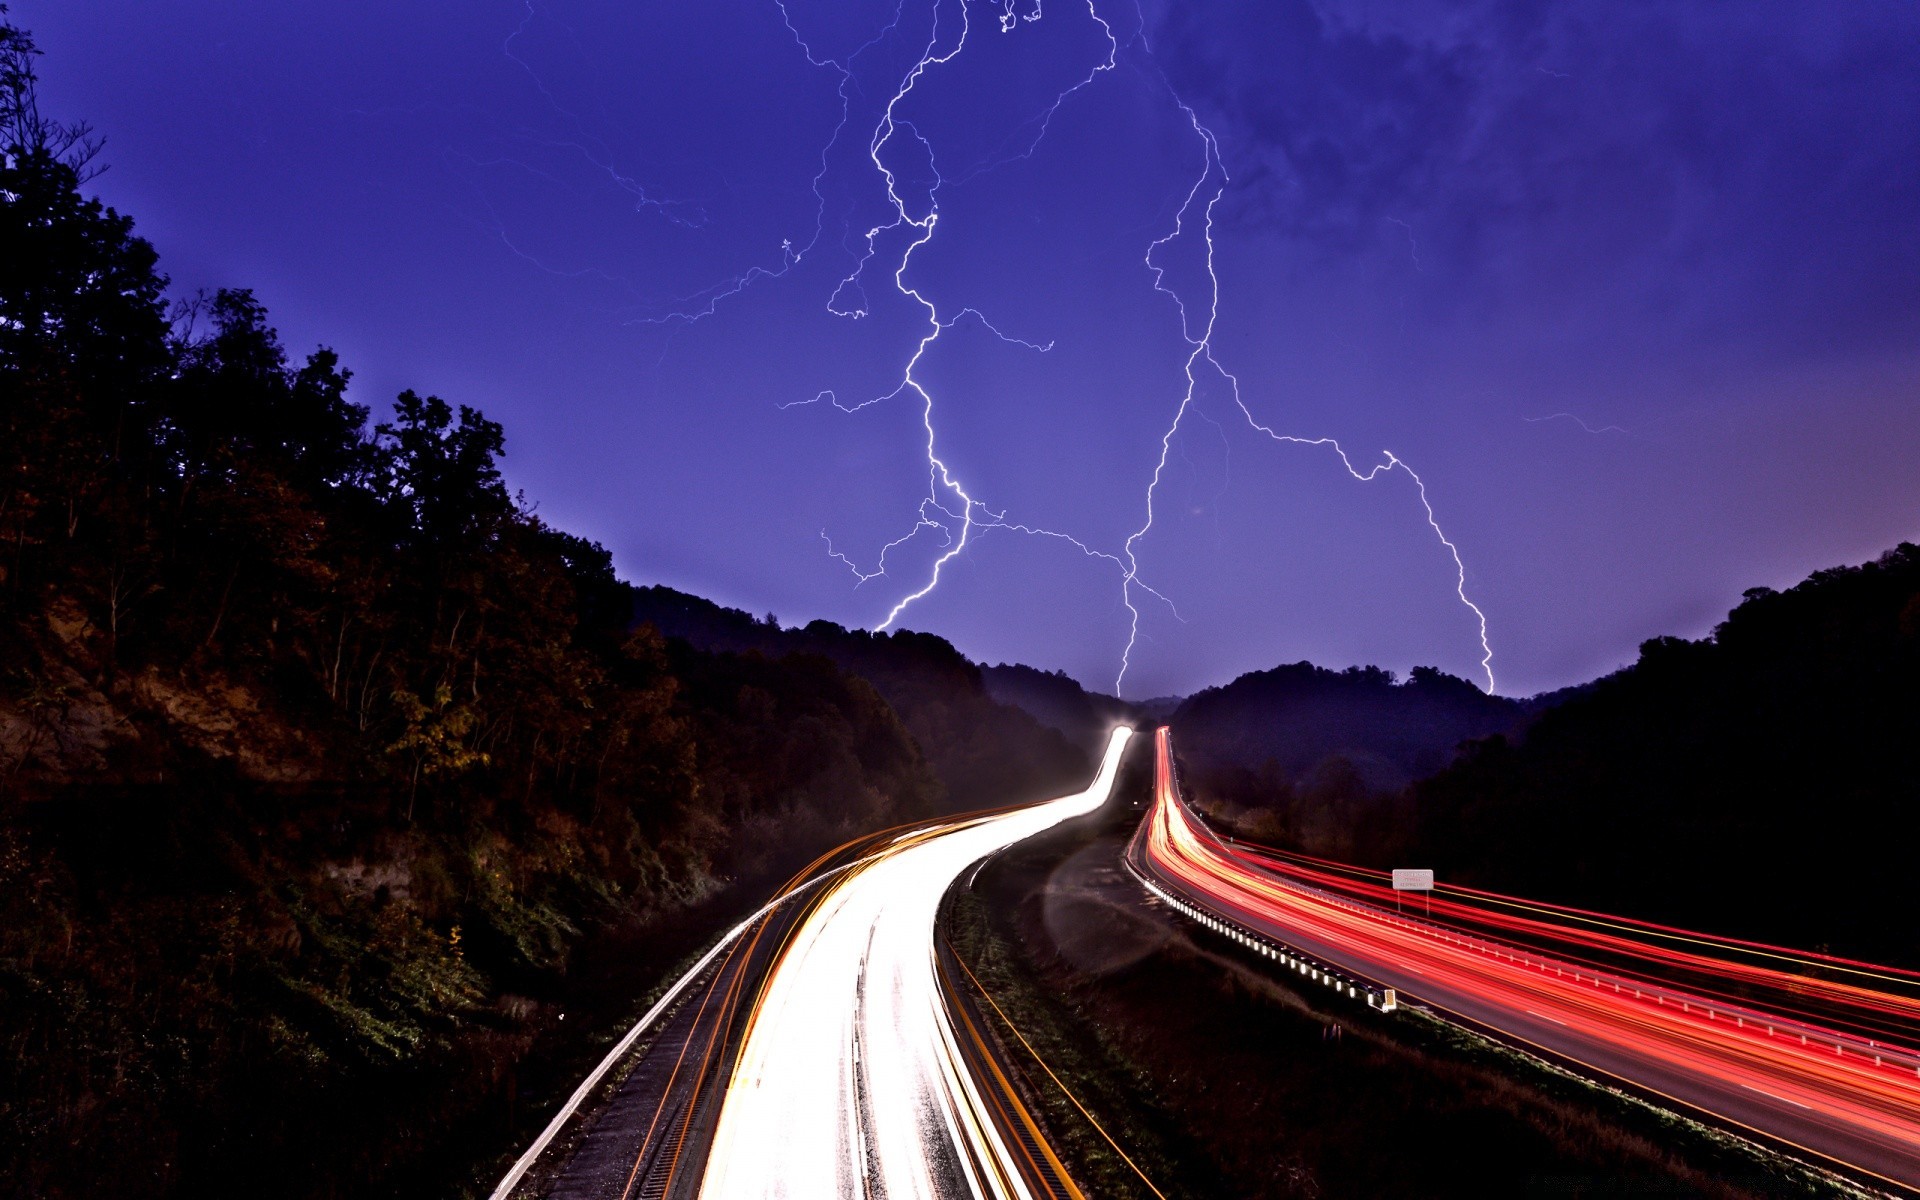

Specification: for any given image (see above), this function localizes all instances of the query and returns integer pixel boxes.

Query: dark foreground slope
[1408,544,1920,965]
[0,25,1080,1198]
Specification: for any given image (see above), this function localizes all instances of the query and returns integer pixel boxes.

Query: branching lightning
[493,2,1501,697]
[503,3,712,230]
[1114,84,1497,693]
[772,0,1141,639]
[488,1,921,328]
[1526,412,1630,436]
[771,0,1497,693]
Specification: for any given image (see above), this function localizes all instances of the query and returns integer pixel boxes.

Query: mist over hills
[980,662,1137,756]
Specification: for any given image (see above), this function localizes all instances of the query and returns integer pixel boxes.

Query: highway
[497,727,1132,1200]
[699,726,1130,1199]
[1129,726,1920,1193]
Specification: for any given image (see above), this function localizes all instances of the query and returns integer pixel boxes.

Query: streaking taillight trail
[1131,726,1920,1191]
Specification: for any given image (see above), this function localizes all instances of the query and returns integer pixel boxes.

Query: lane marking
[1742,1083,1813,1111]
[1523,1009,1568,1027]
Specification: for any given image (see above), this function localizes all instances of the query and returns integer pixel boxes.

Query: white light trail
[697,727,1132,1200]
[487,838,924,1200]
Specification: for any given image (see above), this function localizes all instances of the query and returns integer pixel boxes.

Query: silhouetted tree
[1412,545,1920,963]
[375,390,509,549]
[0,15,1073,1196]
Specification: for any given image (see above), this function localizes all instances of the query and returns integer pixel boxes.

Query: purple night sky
[24,1,1920,698]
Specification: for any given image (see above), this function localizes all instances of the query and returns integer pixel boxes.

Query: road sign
[1391,869,1435,891]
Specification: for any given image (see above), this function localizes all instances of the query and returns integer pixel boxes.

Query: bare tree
[0,14,104,178]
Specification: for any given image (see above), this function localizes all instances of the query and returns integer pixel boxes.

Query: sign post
[1391,868,1435,916]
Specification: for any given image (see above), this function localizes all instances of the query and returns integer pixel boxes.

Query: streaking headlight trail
[697,727,1131,1200]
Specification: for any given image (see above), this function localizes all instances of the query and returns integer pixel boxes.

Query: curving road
[497,728,1132,1200]
[698,727,1130,1199]
[1130,725,1920,1193]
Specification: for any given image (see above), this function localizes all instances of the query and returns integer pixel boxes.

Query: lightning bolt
[1526,412,1630,436]
[772,0,1146,640]
[1116,66,1497,694]
[839,0,988,632]
[507,3,1499,697]
[1386,215,1423,272]
[777,1,1495,693]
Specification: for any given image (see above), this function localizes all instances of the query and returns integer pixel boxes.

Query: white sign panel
[1391,868,1435,891]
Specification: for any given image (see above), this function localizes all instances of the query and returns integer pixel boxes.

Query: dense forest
[1170,660,1535,860]
[1406,545,1920,965]
[621,587,1088,805]
[1171,546,1920,966]
[0,20,1082,1198]
[979,661,1148,756]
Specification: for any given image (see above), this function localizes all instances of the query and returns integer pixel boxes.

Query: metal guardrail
[1169,800,1920,1080]
[1127,858,1398,1014]
[1151,732,1920,1078]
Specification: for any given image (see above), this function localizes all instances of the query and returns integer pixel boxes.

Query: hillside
[980,662,1135,756]
[1165,662,1530,858]
[1175,661,1528,785]
[627,588,1089,811]
[1408,545,1920,964]
[0,22,1084,1197]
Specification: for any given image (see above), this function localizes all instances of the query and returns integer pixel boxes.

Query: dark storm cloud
[1146,0,1920,362]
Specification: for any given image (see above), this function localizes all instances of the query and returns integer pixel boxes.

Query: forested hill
[979,662,1136,757]
[0,20,1079,1198]
[1174,661,1530,789]
[627,587,1089,809]
[1164,661,1530,860]
[1408,544,1920,965]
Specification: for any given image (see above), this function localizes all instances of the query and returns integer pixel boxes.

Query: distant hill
[1174,662,1529,790]
[1165,662,1533,860]
[1129,694,1186,722]
[1409,544,1920,964]
[629,588,1091,811]
[980,662,1135,756]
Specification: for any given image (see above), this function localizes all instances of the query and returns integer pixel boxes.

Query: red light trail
[1130,727,1920,1192]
